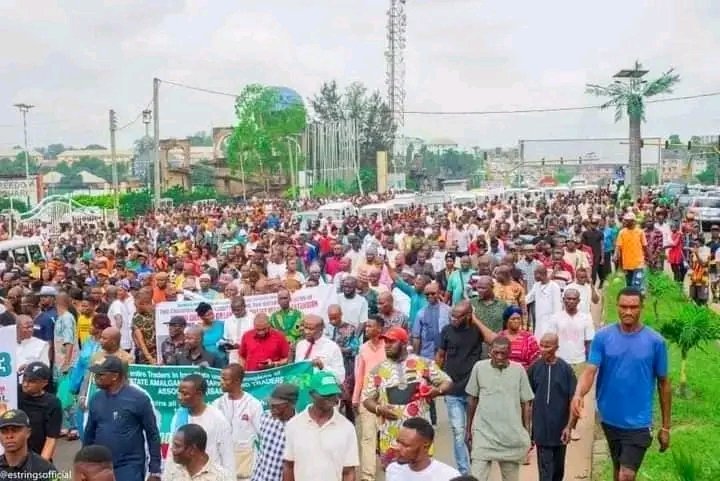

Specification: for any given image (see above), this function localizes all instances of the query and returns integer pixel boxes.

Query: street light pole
[13,103,34,206]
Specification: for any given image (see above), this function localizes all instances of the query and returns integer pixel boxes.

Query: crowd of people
[0,185,686,481]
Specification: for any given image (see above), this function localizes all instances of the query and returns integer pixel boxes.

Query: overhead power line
[156,78,720,116]
[116,99,153,131]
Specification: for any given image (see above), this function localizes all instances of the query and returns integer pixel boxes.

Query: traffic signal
[688,141,692,150]
[640,139,644,148]
[665,140,670,149]
[541,158,545,167]
[560,157,564,166]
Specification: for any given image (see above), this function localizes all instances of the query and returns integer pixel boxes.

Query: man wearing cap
[199,273,220,300]
[19,362,62,461]
[252,384,298,481]
[84,356,162,481]
[0,409,57,476]
[33,286,57,344]
[615,213,647,289]
[362,326,452,467]
[283,371,359,481]
[160,315,187,364]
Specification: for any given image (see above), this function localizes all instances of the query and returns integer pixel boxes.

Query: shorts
[601,423,652,472]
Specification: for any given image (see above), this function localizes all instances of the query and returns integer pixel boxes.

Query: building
[0,147,43,163]
[56,149,134,165]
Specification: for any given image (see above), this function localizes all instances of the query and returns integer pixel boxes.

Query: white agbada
[526,279,563,338]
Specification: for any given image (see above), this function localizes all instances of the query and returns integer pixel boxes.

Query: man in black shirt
[19,362,62,460]
[0,409,57,477]
[435,301,496,476]
[166,326,223,368]
[580,217,604,285]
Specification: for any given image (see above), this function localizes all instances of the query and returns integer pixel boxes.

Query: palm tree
[660,303,720,398]
[586,61,680,197]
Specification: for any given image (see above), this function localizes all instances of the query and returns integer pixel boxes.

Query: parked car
[688,196,720,231]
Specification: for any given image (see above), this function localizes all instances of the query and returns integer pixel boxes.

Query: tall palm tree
[586,61,680,197]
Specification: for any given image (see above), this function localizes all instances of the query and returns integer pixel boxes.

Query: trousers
[471,459,520,481]
[357,404,378,481]
[536,445,567,481]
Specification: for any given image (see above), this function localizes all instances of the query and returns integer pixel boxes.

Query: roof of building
[42,171,64,184]
[57,149,133,158]
[78,171,108,184]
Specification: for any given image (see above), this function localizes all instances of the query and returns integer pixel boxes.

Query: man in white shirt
[224,296,253,364]
[337,277,369,327]
[546,287,595,441]
[294,314,345,383]
[212,364,263,480]
[170,374,236,478]
[386,417,460,481]
[565,266,600,316]
[526,265,563,338]
[283,371,359,481]
[106,286,132,352]
[16,316,49,380]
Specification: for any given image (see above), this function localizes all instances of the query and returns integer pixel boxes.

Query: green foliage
[53,157,129,184]
[84,144,106,150]
[660,303,720,359]
[0,153,39,176]
[672,450,701,481]
[415,148,482,180]
[668,134,682,146]
[642,168,660,186]
[310,81,396,168]
[187,131,213,147]
[226,84,307,185]
[586,61,680,123]
[0,198,29,213]
[190,163,215,187]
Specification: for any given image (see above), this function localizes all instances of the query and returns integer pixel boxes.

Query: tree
[310,81,396,168]
[660,303,720,397]
[191,163,215,186]
[226,84,307,192]
[586,61,680,198]
[641,169,659,186]
[45,143,66,159]
[0,154,39,176]
[187,131,213,147]
[84,144,106,150]
[668,134,682,146]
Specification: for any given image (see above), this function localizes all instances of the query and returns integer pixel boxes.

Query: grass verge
[594,275,720,480]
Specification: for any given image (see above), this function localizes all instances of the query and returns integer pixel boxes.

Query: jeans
[445,395,470,475]
[113,464,146,481]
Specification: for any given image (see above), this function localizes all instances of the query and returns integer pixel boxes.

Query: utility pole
[142,109,152,190]
[153,78,161,208]
[109,109,118,209]
[13,103,34,206]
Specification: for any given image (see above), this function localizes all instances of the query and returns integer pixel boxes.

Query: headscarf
[502,305,523,322]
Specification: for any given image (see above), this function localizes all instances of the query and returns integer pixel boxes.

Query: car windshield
[695,198,720,208]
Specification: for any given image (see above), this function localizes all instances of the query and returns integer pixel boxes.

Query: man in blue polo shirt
[572,287,671,481]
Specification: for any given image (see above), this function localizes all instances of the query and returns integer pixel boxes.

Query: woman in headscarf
[499,305,540,370]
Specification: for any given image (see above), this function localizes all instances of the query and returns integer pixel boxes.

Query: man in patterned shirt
[131,288,157,364]
[269,289,303,346]
[251,384,298,481]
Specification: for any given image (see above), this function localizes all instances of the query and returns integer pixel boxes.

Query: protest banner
[85,361,314,460]
[154,285,337,360]
[0,325,17,456]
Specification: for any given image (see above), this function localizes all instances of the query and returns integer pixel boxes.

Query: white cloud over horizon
[0,0,719,152]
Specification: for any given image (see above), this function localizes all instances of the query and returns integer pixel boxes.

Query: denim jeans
[113,464,146,481]
[445,394,470,475]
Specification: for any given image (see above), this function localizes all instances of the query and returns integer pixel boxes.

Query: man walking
[251,384,298,481]
[614,213,647,289]
[435,301,496,475]
[527,333,577,481]
[573,288,671,481]
[83,356,161,481]
[283,371,359,481]
[465,337,534,481]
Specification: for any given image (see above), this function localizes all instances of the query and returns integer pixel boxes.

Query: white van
[421,192,449,211]
[450,191,477,206]
[360,202,393,218]
[318,201,358,221]
[0,237,46,263]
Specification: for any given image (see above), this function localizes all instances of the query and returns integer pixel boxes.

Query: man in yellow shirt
[614,213,647,289]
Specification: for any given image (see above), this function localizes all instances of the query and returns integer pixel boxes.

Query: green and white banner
[86,361,314,459]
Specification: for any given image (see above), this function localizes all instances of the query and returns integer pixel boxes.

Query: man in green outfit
[269,289,303,345]
[465,336,534,481]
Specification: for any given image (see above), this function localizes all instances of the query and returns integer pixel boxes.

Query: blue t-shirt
[589,324,668,429]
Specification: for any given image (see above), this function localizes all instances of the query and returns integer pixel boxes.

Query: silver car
[688,196,720,231]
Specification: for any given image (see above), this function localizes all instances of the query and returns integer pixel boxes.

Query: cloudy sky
[1,0,719,152]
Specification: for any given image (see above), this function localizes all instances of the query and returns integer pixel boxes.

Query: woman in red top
[499,305,540,370]
[668,221,686,282]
